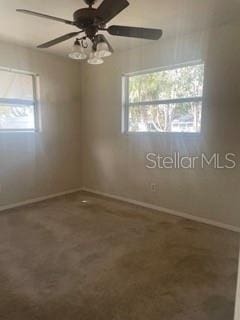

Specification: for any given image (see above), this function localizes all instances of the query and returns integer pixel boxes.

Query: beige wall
[1,23,239,228]
[80,23,240,228]
[0,41,82,206]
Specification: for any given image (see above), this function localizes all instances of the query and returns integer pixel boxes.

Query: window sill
[0,130,39,134]
[122,131,202,137]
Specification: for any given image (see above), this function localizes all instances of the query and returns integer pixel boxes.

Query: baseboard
[0,188,82,212]
[1,186,239,233]
[81,187,240,233]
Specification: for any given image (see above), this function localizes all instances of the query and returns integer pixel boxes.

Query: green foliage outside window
[127,64,204,133]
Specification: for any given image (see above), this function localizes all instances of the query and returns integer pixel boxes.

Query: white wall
[80,23,240,228]
[0,41,82,206]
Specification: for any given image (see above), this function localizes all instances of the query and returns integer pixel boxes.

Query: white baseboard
[81,187,240,233]
[0,188,82,212]
[1,186,239,233]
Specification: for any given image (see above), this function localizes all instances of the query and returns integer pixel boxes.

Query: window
[122,62,204,133]
[0,67,39,131]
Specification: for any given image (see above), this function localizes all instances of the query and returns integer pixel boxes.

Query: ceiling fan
[17,0,163,65]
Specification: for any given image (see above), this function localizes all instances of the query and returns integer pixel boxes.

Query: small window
[0,67,39,132]
[122,62,204,133]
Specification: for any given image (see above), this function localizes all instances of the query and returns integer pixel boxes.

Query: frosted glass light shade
[69,44,87,60]
[88,52,104,65]
[95,42,112,58]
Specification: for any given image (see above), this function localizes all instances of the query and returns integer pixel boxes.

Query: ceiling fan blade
[37,32,81,48]
[107,25,163,40]
[16,9,74,25]
[96,0,129,24]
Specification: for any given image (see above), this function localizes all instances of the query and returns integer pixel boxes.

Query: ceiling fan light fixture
[88,52,104,65]
[95,41,112,58]
[68,39,87,60]
[17,0,163,64]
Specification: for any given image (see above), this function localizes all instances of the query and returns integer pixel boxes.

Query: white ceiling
[0,0,240,57]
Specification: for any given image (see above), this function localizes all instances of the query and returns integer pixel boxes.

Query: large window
[123,62,204,133]
[0,67,39,131]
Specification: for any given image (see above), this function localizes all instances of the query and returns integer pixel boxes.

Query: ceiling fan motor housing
[73,8,98,29]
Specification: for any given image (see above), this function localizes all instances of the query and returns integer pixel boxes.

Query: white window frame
[0,66,40,133]
[122,61,204,134]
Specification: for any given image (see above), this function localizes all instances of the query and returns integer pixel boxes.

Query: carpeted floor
[0,191,239,320]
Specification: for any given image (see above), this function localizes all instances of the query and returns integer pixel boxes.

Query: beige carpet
[0,191,239,320]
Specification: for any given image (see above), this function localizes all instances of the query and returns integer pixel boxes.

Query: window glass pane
[0,69,34,100]
[128,102,202,133]
[0,105,35,130]
[129,64,204,103]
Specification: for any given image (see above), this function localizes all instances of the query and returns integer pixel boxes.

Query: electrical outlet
[151,183,157,192]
